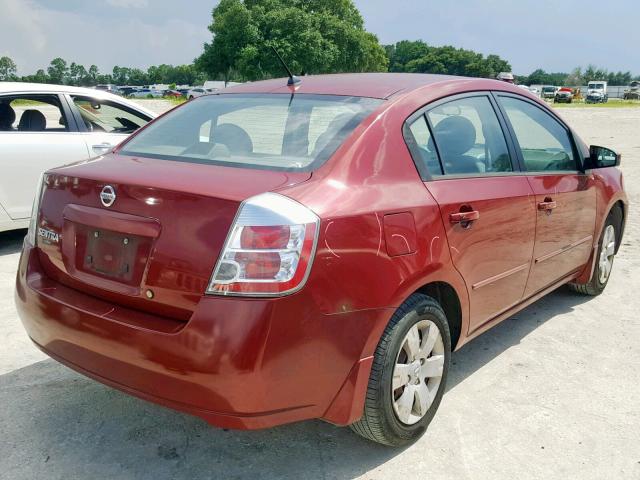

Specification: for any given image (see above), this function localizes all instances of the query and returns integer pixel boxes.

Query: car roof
[0,82,156,117]
[221,73,475,99]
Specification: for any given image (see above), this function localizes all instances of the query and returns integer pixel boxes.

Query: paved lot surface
[1,105,639,479]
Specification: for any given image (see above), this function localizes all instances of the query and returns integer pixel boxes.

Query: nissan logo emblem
[100,185,116,207]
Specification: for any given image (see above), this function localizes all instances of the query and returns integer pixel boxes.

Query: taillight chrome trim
[26,173,46,246]
[206,192,320,297]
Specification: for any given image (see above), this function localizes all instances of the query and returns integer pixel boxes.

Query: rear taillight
[207,193,320,296]
[26,174,45,246]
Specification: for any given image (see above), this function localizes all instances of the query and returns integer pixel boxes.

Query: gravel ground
[0,104,638,480]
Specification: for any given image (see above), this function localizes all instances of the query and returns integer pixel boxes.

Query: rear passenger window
[407,116,441,175]
[499,97,576,172]
[426,96,513,176]
[0,95,69,132]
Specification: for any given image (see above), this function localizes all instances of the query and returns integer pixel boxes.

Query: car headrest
[213,123,253,155]
[312,113,353,156]
[0,103,16,130]
[18,109,47,131]
[433,116,476,157]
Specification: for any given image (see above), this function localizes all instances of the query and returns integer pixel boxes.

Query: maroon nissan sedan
[16,73,627,446]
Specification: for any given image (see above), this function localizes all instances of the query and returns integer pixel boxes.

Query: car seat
[0,103,16,130]
[18,110,47,131]
[433,116,480,174]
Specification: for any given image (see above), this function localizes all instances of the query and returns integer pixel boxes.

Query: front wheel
[350,294,451,446]
[569,210,620,295]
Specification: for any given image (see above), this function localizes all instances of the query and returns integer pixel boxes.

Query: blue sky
[0,0,636,76]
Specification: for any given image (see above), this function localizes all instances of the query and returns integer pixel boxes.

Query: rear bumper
[15,243,391,429]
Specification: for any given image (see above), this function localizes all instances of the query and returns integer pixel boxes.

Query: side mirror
[586,145,621,169]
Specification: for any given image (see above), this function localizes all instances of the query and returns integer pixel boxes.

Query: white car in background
[186,87,211,99]
[128,88,164,98]
[0,82,156,233]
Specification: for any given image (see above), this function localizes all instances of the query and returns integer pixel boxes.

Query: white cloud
[105,0,149,8]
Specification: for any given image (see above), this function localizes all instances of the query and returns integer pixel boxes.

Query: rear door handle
[449,210,480,224]
[538,199,557,211]
[92,143,112,153]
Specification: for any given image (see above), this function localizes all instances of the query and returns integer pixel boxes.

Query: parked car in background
[528,86,540,96]
[554,87,573,103]
[129,88,164,98]
[187,87,208,99]
[117,86,138,97]
[623,80,640,100]
[541,85,557,99]
[15,74,627,447]
[0,82,155,233]
[586,81,608,103]
[162,90,183,98]
[95,84,119,95]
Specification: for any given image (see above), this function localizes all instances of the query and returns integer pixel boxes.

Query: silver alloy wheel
[392,319,445,425]
[598,225,616,284]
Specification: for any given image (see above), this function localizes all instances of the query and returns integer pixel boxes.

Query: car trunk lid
[36,154,310,321]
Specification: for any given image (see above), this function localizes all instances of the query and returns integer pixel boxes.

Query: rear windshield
[119,93,382,171]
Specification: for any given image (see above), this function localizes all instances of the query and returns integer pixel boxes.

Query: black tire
[350,293,451,446]
[569,208,621,296]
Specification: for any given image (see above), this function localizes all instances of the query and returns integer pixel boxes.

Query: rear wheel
[350,294,451,446]
[569,210,620,295]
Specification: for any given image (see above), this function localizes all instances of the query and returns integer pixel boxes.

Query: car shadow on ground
[1,283,593,479]
[0,229,26,255]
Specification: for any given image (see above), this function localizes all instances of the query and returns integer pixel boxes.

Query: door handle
[449,210,480,225]
[92,143,112,153]
[538,199,557,211]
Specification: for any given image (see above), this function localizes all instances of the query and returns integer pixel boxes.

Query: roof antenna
[271,46,301,86]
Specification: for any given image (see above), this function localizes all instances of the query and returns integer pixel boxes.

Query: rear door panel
[407,92,537,332]
[427,176,536,330]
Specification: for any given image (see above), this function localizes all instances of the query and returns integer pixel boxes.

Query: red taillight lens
[207,193,320,297]
[240,225,290,249]
[235,252,281,279]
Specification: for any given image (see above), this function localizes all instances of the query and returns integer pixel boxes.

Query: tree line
[0,56,206,86]
[518,67,639,87]
[0,0,637,87]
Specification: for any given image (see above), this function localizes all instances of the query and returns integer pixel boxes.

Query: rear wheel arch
[415,282,462,350]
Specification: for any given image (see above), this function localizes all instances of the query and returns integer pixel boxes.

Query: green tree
[88,65,99,85]
[523,69,568,86]
[47,57,69,84]
[0,56,17,81]
[565,67,583,86]
[196,0,388,82]
[385,40,429,72]
[395,44,510,79]
[383,41,510,79]
[68,62,88,86]
[112,65,130,85]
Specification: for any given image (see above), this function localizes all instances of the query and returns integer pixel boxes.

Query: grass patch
[9,99,47,106]
[550,99,640,108]
[134,97,187,105]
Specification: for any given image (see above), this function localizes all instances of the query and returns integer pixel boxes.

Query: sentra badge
[38,227,59,243]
